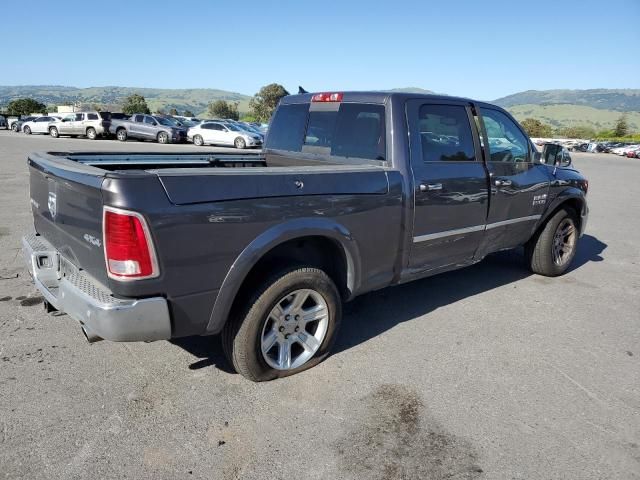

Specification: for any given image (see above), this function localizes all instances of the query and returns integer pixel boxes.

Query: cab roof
[280,91,491,107]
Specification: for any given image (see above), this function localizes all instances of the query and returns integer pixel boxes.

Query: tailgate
[157,166,389,205]
[28,154,108,286]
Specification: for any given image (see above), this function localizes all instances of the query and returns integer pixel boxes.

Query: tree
[520,118,553,138]
[614,115,628,137]
[156,108,166,115]
[6,98,47,116]
[184,110,195,117]
[208,100,239,120]
[249,83,289,122]
[121,94,150,115]
[169,108,178,116]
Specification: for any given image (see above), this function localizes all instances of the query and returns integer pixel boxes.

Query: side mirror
[542,143,562,165]
[560,151,572,167]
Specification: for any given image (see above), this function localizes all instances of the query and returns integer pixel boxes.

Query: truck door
[407,100,490,272]
[475,107,551,255]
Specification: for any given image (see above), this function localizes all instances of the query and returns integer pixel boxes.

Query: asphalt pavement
[0,130,638,479]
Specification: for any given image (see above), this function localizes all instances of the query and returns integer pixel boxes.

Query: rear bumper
[22,233,171,342]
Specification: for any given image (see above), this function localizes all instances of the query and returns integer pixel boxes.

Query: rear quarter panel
[103,167,405,336]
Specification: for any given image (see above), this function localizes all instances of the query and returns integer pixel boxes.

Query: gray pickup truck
[109,114,187,144]
[22,91,588,381]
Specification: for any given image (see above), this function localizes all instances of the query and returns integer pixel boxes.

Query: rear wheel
[157,131,169,144]
[86,127,97,140]
[116,128,127,141]
[525,207,579,276]
[193,134,204,146]
[222,266,341,381]
[49,127,59,138]
[11,123,18,132]
[234,137,246,149]
[23,126,31,134]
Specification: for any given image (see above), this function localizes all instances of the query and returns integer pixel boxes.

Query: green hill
[506,104,640,132]
[493,89,640,112]
[0,85,251,116]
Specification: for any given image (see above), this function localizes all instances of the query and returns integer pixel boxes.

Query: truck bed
[27,151,398,315]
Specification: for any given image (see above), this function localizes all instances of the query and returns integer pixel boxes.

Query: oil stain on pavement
[336,384,482,480]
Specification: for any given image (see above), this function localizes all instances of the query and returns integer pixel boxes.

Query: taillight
[103,207,158,280]
[311,92,343,102]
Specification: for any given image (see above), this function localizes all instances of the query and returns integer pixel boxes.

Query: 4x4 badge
[47,192,57,220]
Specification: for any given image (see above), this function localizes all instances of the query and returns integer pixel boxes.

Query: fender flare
[205,217,361,334]
[539,187,587,229]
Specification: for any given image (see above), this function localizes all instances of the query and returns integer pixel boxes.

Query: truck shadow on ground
[171,234,606,372]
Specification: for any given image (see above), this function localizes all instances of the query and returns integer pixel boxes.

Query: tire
[11,123,18,132]
[234,137,246,149]
[157,131,169,144]
[116,128,127,142]
[193,135,204,146]
[525,207,579,277]
[49,127,59,138]
[86,127,97,140]
[23,126,31,135]
[222,266,342,382]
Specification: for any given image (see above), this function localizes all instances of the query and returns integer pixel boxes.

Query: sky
[3,0,639,100]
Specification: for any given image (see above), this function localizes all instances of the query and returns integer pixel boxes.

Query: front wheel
[223,267,342,381]
[49,127,59,138]
[157,132,169,144]
[234,137,246,149]
[193,134,204,146]
[86,127,97,140]
[11,123,18,132]
[23,126,31,134]
[525,207,579,276]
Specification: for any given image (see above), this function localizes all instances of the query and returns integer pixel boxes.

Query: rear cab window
[266,100,386,163]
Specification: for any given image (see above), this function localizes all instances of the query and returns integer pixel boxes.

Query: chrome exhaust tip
[81,325,103,344]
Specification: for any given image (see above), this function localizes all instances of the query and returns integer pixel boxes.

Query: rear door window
[87,113,99,120]
[418,104,476,162]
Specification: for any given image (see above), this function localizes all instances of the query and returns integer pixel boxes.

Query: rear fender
[205,218,360,334]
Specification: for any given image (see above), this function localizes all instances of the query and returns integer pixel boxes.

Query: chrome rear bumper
[22,233,171,342]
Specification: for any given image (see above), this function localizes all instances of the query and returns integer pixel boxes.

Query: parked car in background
[626,147,640,158]
[48,112,110,140]
[21,116,61,135]
[13,116,38,133]
[173,115,200,123]
[187,120,263,148]
[0,116,6,129]
[109,114,187,143]
[238,122,265,138]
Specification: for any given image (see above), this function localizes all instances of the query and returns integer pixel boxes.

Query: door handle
[420,183,443,192]
[494,178,512,187]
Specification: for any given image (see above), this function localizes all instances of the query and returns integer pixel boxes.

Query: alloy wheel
[552,218,576,266]
[260,289,329,370]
